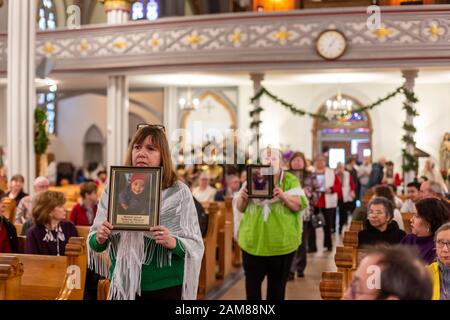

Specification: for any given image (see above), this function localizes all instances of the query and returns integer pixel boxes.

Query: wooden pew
[402,212,414,234]
[349,220,363,233]
[319,272,344,300]
[0,237,87,300]
[197,202,220,299]
[216,198,233,280]
[75,226,91,242]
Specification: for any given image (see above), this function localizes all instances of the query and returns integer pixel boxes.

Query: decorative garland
[35,108,50,155]
[250,85,419,174]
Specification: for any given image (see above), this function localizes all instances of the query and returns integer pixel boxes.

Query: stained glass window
[131,0,160,21]
[38,0,57,31]
[37,91,57,135]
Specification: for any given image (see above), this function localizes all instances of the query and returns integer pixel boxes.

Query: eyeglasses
[436,240,450,249]
[136,123,165,132]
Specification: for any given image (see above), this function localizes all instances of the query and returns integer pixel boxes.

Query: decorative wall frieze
[0,5,450,74]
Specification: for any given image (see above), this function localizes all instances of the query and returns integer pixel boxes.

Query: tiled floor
[219,228,343,300]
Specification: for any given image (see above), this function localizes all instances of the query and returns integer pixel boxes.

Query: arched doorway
[83,124,104,167]
[312,94,372,168]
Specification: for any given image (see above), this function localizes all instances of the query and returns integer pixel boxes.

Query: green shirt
[238,171,308,257]
[89,233,185,292]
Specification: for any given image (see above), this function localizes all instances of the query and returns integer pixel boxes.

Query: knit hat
[130,173,146,184]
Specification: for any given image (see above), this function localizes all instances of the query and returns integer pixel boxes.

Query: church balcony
[0,4,450,75]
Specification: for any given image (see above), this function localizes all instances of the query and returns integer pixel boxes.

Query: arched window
[131,0,160,21]
[38,0,57,31]
[37,90,57,135]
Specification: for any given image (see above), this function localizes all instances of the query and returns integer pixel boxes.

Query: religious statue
[440,132,450,174]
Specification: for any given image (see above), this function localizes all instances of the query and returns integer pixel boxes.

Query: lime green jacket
[238,171,308,256]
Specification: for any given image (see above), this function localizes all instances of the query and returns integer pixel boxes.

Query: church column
[402,70,419,185]
[101,0,134,169]
[6,0,37,192]
[250,73,265,161]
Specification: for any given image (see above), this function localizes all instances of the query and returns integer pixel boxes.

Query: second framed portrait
[247,165,274,199]
[107,166,162,231]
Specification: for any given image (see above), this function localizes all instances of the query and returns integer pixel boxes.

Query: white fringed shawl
[87,181,204,300]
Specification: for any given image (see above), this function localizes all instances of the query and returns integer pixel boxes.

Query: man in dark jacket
[367,157,386,188]
[358,197,406,247]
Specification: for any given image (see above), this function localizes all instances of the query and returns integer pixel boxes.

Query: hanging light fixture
[179,88,200,111]
[325,90,354,121]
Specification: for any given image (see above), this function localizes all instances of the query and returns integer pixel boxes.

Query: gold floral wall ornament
[43,42,56,56]
[79,39,90,52]
[112,39,126,49]
[273,27,292,45]
[374,26,393,40]
[425,21,444,41]
[149,33,163,51]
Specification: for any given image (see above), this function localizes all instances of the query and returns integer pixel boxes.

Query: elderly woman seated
[358,197,406,247]
[192,171,217,203]
[25,190,78,256]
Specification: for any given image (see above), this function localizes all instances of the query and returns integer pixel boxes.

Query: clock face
[316,30,347,60]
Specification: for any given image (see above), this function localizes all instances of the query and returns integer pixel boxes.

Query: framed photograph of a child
[247,165,274,199]
[108,166,163,231]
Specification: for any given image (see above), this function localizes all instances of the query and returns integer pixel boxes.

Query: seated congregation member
[192,172,216,202]
[5,174,28,206]
[0,196,18,253]
[373,185,405,230]
[88,124,204,300]
[358,197,406,247]
[214,174,240,201]
[236,147,308,300]
[401,198,450,264]
[343,245,432,300]
[25,191,78,256]
[70,182,98,226]
[15,176,50,224]
[288,151,320,279]
[427,222,450,300]
[401,181,421,214]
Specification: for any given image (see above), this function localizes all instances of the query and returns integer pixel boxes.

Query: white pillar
[402,70,419,185]
[164,86,178,148]
[250,73,265,162]
[6,0,37,192]
[103,0,132,169]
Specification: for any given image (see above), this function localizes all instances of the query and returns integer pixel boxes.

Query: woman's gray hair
[367,196,394,220]
[434,222,450,241]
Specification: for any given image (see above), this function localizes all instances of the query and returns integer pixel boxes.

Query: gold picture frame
[107,166,162,231]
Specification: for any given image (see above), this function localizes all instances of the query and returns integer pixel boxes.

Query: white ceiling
[2,68,450,90]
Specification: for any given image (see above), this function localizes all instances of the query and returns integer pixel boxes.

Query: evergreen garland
[250,85,420,174]
[35,108,50,155]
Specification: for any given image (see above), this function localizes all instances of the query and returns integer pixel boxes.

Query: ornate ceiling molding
[1,5,450,74]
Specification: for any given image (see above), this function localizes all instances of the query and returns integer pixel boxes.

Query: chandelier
[325,91,354,121]
[179,88,200,111]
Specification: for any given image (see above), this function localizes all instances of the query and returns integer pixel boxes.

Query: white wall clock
[316,29,347,60]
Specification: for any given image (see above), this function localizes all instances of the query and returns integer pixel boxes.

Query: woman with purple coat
[25,190,78,256]
[401,198,450,264]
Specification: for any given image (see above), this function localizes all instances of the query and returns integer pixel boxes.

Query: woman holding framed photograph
[235,147,308,300]
[87,124,204,300]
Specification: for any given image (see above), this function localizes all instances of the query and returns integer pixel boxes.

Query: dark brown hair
[80,182,98,198]
[415,198,450,235]
[288,152,307,171]
[10,174,25,183]
[124,126,178,189]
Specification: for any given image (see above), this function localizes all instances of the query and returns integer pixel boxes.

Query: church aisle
[219,229,342,300]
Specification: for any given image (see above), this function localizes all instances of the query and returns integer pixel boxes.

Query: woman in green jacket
[88,125,204,300]
[236,147,308,300]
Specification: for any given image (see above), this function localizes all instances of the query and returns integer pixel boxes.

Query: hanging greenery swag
[250,85,419,173]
